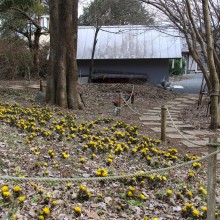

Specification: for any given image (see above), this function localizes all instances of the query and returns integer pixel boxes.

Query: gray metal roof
[77,26,182,60]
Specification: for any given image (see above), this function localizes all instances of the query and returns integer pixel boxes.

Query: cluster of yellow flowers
[198,186,207,195]
[192,162,202,169]
[77,185,91,201]
[106,154,114,166]
[184,154,200,161]
[181,203,201,218]
[48,149,55,158]
[1,185,25,203]
[95,168,108,177]
[1,185,10,198]
[38,206,50,219]
[146,174,167,187]
[61,152,69,159]
[127,186,135,197]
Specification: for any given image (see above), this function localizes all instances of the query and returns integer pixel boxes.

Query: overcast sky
[78,0,90,16]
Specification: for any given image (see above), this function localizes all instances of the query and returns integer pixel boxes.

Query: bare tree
[0,0,49,78]
[46,0,83,109]
[79,0,155,82]
[140,0,220,129]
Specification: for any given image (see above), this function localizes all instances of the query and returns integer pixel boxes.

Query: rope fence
[120,90,208,147]
[166,107,206,147]
[121,93,143,116]
[0,148,219,183]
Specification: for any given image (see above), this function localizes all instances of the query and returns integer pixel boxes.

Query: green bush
[169,58,185,76]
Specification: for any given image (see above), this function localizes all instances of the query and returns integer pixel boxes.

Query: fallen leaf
[85,210,100,220]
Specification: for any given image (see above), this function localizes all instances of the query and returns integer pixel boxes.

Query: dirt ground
[0,80,219,220]
[0,79,211,155]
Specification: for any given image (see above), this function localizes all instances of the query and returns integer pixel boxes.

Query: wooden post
[118,93,121,116]
[131,93,134,104]
[161,105,167,142]
[40,79,43,92]
[207,136,218,220]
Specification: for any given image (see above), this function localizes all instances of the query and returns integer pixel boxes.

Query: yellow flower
[18,196,25,202]
[167,189,173,195]
[127,191,133,197]
[187,191,193,197]
[182,207,187,212]
[95,168,108,177]
[129,186,135,191]
[91,153,96,158]
[74,206,81,213]
[139,193,147,200]
[202,189,207,195]
[34,184,38,190]
[192,162,202,169]
[52,200,57,206]
[162,176,167,181]
[1,185,9,192]
[39,189,44,194]
[202,206,207,212]
[107,158,113,163]
[79,157,86,163]
[66,182,72,189]
[38,215,44,220]
[2,191,10,197]
[13,186,22,193]
[62,152,69,159]
[141,180,145,185]
[144,217,149,220]
[43,207,50,215]
[193,209,200,217]
[87,191,91,197]
[78,185,87,191]
[148,174,154,180]
[183,185,187,189]
[188,171,195,178]
[185,203,194,208]
[44,170,49,175]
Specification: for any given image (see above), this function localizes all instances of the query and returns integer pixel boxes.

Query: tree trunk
[56,0,67,107]
[46,0,83,110]
[46,0,58,104]
[203,0,219,129]
[66,0,83,109]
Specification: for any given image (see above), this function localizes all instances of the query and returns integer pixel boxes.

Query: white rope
[121,93,143,116]
[0,148,219,183]
[121,94,211,148]
[166,107,206,147]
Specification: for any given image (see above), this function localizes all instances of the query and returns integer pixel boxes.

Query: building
[181,37,207,74]
[77,25,182,84]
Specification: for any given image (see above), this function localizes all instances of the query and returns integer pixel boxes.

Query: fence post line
[207,136,218,220]
[161,105,167,142]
